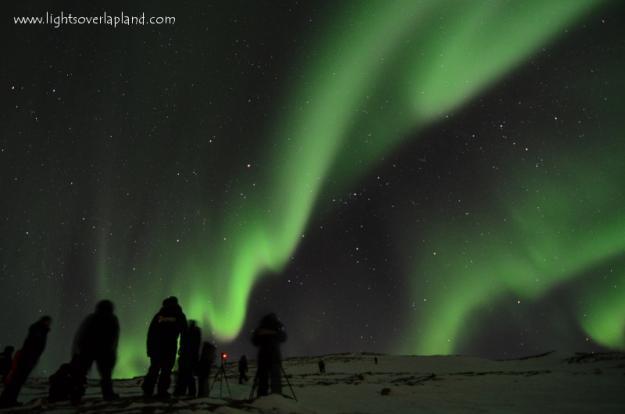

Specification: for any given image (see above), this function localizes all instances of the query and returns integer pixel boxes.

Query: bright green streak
[103,0,602,377]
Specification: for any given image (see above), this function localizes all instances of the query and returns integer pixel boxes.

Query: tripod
[248,364,297,401]
[209,359,231,399]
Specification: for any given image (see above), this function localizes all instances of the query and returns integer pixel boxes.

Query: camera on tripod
[209,351,232,398]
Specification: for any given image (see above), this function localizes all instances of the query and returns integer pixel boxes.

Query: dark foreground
[1,352,624,413]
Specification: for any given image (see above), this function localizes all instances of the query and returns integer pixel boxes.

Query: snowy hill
[2,352,625,413]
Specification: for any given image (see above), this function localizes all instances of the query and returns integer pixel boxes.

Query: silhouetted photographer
[0,346,14,382]
[238,355,249,384]
[196,341,216,397]
[174,319,201,397]
[142,296,187,398]
[251,313,287,397]
[70,299,120,402]
[0,316,51,408]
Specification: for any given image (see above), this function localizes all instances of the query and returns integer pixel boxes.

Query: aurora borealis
[2,0,624,378]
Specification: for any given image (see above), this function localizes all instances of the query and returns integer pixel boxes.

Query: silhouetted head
[189,320,197,328]
[3,346,14,355]
[162,296,178,308]
[39,316,52,328]
[95,299,115,314]
[259,312,279,327]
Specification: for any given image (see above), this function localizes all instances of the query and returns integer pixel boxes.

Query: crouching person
[48,363,80,403]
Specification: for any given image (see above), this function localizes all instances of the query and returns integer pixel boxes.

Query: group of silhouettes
[0,297,287,408]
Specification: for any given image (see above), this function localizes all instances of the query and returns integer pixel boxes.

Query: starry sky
[2,0,624,377]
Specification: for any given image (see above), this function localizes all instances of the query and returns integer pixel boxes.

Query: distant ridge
[496,350,556,361]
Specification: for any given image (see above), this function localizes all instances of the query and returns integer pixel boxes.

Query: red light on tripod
[221,352,228,360]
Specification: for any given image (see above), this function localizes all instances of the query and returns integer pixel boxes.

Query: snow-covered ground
[2,351,624,413]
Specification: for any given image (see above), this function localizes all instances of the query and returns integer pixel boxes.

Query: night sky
[2,1,624,377]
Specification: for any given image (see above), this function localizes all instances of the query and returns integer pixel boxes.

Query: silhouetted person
[318,359,325,374]
[251,313,286,397]
[0,316,51,408]
[0,346,14,382]
[142,296,187,398]
[174,320,201,397]
[70,299,120,402]
[196,342,216,397]
[48,363,77,403]
[238,355,249,384]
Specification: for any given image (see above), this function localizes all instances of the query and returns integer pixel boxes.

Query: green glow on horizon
[404,137,625,354]
[98,0,604,377]
[578,269,625,348]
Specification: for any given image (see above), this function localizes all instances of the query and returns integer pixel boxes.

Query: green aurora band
[408,136,625,354]
[102,0,612,376]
